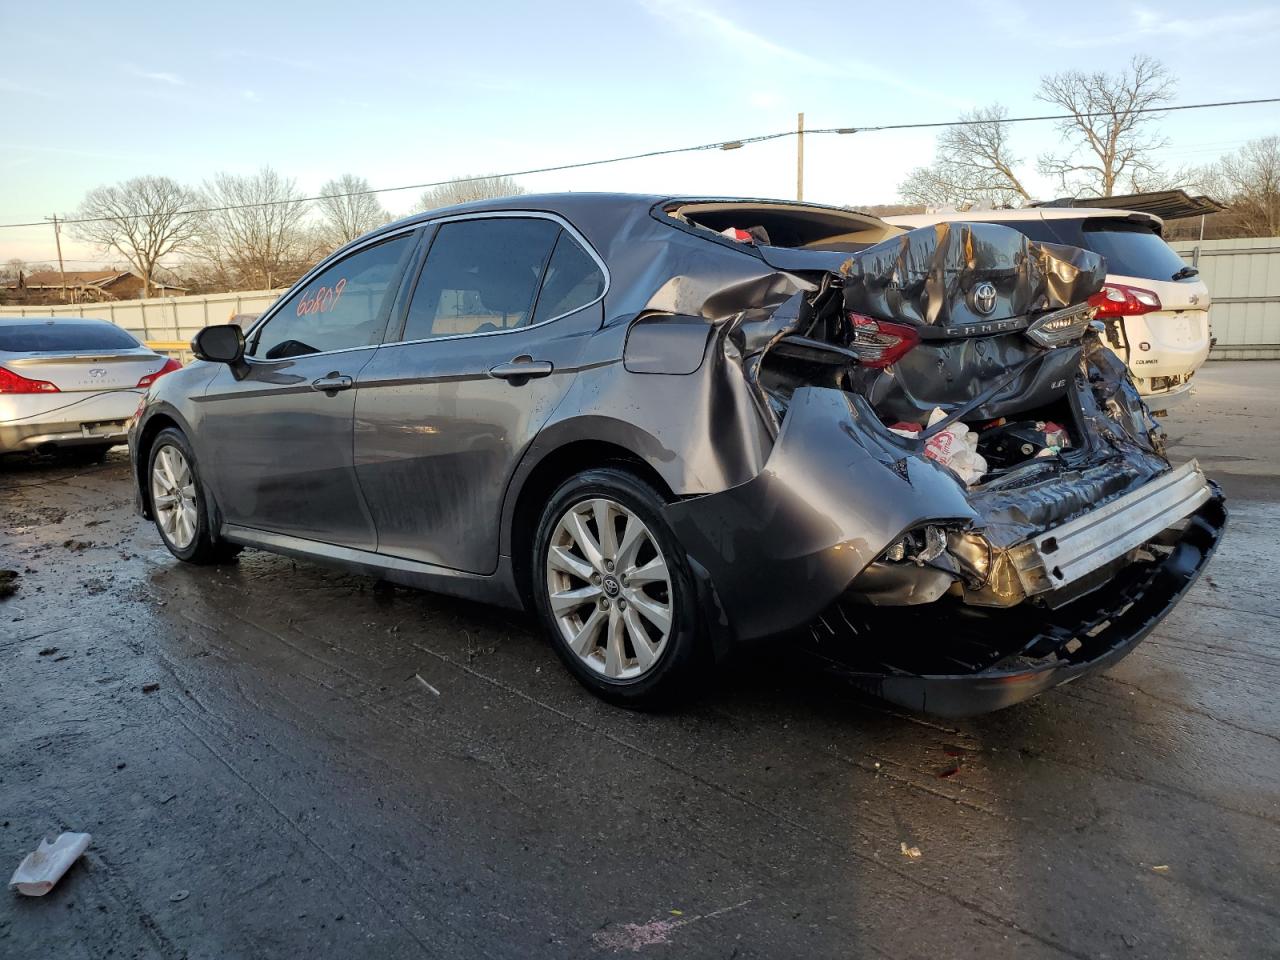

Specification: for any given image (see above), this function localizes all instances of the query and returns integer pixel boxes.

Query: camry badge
[972,281,998,316]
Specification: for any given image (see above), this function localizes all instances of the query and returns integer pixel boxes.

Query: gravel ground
[1,361,1277,959]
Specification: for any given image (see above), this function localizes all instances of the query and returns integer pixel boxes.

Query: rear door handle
[311,373,354,394]
[488,357,553,383]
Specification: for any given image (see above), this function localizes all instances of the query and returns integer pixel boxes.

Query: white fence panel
[0,289,287,349]
[1172,237,1280,360]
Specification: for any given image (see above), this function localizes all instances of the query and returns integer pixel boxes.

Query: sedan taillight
[136,357,182,388]
[0,366,60,394]
[1087,283,1162,317]
[847,313,920,368]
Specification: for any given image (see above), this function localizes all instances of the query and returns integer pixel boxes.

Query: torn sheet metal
[837,221,1106,333]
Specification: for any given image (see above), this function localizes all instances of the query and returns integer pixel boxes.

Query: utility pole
[796,112,805,201]
[48,215,70,302]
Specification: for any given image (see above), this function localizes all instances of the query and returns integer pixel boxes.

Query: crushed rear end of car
[664,220,1226,716]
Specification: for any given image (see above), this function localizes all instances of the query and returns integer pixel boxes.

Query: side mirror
[191,324,247,377]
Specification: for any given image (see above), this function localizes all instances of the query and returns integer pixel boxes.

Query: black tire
[532,466,706,707]
[146,427,241,565]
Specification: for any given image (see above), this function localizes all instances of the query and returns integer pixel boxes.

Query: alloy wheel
[545,497,673,680]
[151,445,199,550]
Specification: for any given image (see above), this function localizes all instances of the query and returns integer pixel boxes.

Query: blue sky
[3,0,1278,266]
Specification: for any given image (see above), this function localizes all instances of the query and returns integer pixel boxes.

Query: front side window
[402,218,561,341]
[249,235,413,359]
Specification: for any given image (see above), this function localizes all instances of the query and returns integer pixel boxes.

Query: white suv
[885,208,1211,413]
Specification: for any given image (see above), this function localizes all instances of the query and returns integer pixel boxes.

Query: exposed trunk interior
[735,219,1184,612]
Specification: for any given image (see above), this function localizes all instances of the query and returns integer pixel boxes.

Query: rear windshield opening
[0,321,142,353]
[1080,219,1189,282]
[665,202,902,252]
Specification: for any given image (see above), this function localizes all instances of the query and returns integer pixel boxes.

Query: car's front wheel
[533,467,705,706]
[147,427,240,565]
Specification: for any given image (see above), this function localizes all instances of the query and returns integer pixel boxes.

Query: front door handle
[488,357,553,384]
[311,373,354,394]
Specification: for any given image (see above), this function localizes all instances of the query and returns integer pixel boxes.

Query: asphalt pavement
[1,361,1277,959]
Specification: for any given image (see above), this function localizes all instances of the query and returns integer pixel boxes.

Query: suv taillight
[0,366,60,394]
[136,357,181,388]
[847,313,920,368]
[1087,283,1162,317]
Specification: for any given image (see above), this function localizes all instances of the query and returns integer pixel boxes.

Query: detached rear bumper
[802,491,1225,717]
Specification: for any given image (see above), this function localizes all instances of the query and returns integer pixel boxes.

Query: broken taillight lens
[1087,283,1162,317]
[136,357,182,388]
[0,366,60,394]
[847,313,919,368]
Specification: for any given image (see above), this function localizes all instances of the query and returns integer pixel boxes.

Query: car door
[197,231,419,550]
[353,214,607,573]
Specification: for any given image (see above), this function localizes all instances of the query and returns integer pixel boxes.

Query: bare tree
[197,167,311,289]
[3,258,26,282]
[1221,138,1280,236]
[316,174,391,250]
[69,176,203,297]
[898,105,1033,208]
[1036,55,1175,198]
[415,174,525,212]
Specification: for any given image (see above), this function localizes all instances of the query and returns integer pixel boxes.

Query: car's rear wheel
[147,427,240,565]
[533,467,705,706]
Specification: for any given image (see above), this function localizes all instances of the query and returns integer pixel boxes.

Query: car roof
[0,315,115,324]
[885,207,1164,228]
[377,191,887,234]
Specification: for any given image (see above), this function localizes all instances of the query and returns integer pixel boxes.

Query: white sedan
[0,317,178,460]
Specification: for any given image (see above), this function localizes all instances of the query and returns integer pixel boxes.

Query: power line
[2,95,1276,231]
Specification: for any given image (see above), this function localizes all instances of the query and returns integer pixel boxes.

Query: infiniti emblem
[88,367,107,379]
[602,576,621,597]
[972,281,998,316]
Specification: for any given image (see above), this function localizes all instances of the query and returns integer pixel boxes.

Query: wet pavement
[2,361,1277,960]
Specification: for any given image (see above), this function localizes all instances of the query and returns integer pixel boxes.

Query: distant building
[2,269,187,304]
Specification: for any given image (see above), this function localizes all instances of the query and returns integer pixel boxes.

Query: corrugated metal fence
[1172,237,1280,360]
[0,288,286,356]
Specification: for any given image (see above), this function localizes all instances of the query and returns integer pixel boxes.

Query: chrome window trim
[242,343,381,367]
[381,210,610,349]
[241,227,422,360]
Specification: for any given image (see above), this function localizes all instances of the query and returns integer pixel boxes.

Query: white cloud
[123,63,185,86]
[241,89,260,101]
[636,0,967,107]
[1051,5,1280,47]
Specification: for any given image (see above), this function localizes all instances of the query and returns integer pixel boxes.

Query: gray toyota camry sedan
[1,317,178,460]
[129,194,1224,715]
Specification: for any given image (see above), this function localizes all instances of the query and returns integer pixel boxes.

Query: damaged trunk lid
[748,221,1210,610]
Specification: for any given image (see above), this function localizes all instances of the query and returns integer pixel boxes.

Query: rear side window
[1080,220,1187,281]
[403,218,561,341]
[532,232,605,324]
[0,321,140,353]
[249,234,414,359]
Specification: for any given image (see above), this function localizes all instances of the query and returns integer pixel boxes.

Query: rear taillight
[0,366,60,394]
[847,313,920,368]
[1087,283,1162,317]
[136,357,182,388]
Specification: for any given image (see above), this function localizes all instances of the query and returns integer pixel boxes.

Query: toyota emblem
[972,281,998,316]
